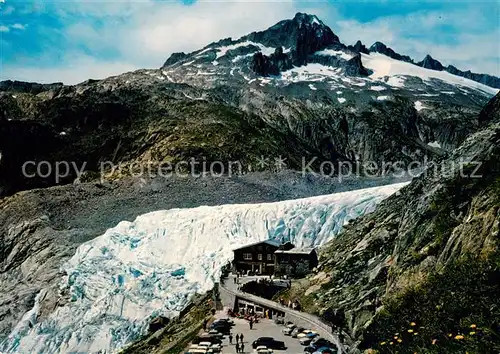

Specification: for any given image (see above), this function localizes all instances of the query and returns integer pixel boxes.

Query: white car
[196,342,212,353]
[282,324,296,335]
[186,349,208,354]
[296,330,317,339]
[254,345,273,353]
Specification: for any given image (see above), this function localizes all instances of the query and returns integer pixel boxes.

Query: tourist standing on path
[235,342,240,353]
[249,318,253,330]
[235,333,240,343]
[240,333,244,343]
[241,342,245,353]
[229,333,233,344]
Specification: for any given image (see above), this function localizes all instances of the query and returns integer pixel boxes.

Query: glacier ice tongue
[1,182,409,354]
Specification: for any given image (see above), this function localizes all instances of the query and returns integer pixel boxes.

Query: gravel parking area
[215,313,306,354]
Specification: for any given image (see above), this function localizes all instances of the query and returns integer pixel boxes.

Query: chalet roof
[274,247,316,255]
[232,239,282,251]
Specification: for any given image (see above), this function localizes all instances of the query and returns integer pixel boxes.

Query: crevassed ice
[2,182,409,354]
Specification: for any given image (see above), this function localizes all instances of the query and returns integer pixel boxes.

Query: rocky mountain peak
[348,40,369,54]
[369,41,413,63]
[242,13,339,54]
[418,54,444,71]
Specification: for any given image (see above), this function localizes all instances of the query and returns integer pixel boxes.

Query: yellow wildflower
[407,329,414,333]
[470,331,476,335]
[389,342,394,345]
[470,324,477,329]
[410,322,416,326]
[397,339,402,343]
[432,339,437,345]
[448,333,453,337]
[455,335,464,340]
[414,332,418,336]
[380,342,386,346]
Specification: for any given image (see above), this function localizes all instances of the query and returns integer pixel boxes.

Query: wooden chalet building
[274,247,318,275]
[232,240,294,275]
[232,240,318,276]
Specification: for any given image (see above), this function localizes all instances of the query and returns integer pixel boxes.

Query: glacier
[1,182,409,354]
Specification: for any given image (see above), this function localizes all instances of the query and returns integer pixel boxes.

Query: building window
[267,254,273,261]
[243,253,252,260]
[258,254,263,261]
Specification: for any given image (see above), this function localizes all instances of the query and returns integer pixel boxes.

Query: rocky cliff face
[369,42,414,63]
[417,54,444,71]
[285,93,500,353]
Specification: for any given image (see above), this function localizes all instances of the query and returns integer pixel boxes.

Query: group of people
[228,333,245,353]
[277,297,302,311]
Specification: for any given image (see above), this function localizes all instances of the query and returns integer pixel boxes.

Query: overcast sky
[1,0,499,84]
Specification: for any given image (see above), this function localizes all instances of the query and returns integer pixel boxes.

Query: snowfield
[362,53,499,95]
[1,182,409,354]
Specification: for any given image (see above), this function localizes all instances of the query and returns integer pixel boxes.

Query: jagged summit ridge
[369,41,414,63]
[417,54,444,71]
[162,12,499,88]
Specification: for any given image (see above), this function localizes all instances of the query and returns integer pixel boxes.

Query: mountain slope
[1,14,497,197]
[282,93,500,353]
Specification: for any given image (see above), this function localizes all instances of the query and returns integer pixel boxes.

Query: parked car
[252,337,287,350]
[198,341,222,353]
[291,327,305,338]
[207,329,225,337]
[297,330,318,339]
[213,318,234,326]
[310,337,334,348]
[254,345,274,353]
[282,324,296,335]
[209,324,229,335]
[185,348,208,354]
[194,335,222,345]
[299,332,319,346]
[312,347,335,354]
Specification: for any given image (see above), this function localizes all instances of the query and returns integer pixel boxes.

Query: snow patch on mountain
[280,63,339,83]
[2,183,409,354]
[362,53,499,95]
[315,49,354,61]
[370,85,387,91]
[414,101,427,111]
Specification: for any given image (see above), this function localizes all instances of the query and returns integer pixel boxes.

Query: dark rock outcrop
[246,12,340,72]
[148,316,170,333]
[369,41,414,63]
[417,54,444,71]
[344,53,371,76]
[251,47,292,76]
[446,65,500,89]
[243,12,339,51]
[478,91,500,124]
[0,80,64,94]
[348,40,369,54]
[163,52,188,67]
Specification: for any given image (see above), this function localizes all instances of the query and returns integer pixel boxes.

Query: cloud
[333,7,500,75]
[11,23,26,30]
[0,25,9,32]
